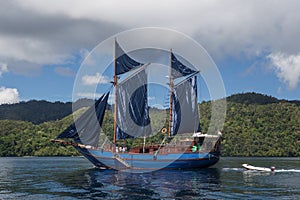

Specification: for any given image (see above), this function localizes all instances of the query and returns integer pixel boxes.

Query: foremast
[113,38,118,144]
[168,49,173,137]
[112,39,149,144]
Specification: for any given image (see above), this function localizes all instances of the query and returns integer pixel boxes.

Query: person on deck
[192,145,197,152]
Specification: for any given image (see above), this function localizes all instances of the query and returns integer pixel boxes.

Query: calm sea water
[0,157,299,200]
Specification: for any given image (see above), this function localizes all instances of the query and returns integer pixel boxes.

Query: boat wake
[222,168,300,173]
[275,169,300,173]
[222,167,244,172]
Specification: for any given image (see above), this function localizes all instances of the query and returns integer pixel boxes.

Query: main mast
[113,39,117,144]
[168,49,173,137]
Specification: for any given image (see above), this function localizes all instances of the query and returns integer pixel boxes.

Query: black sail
[171,76,200,136]
[116,68,151,139]
[115,41,144,75]
[56,92,109,147]
[171,52,196,79]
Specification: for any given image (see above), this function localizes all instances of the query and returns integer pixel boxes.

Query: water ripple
[0,157,299,199]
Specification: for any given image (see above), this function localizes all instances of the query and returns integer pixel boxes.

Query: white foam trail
[222,168,243,171]
[276,169,300,173]
[222,167,300,173]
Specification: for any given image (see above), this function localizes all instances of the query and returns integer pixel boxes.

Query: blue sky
[0,0,300,105]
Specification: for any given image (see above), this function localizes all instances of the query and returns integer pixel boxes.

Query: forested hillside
[227,92,300,106]
[200,101,300,156]
[0,98,95,124]
[0,117,78,157]
[0,92,299,157]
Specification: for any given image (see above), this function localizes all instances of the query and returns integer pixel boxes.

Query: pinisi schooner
[52,40,222,171]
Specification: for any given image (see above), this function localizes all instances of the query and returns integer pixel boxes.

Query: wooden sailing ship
[52,40,222,171]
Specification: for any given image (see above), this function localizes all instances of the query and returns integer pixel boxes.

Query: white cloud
[0,63,8,77]
[268,52,300,90]
[0,87,19,105]
[82,73,110,85]
[54,66,75,77]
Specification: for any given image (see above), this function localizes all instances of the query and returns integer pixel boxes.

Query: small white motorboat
[242,164,275,172]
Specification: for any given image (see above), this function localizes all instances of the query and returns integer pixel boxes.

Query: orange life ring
[161,128,167,133]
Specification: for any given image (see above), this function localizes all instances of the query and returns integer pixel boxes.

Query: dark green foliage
[0,117,79,157]
[199,100,300,157]
[227,92,279,105]
[224,102,300,156]
[0,100,72,124]
[0,98,96,124]
[0,93,299,157]
[227,92,300,106]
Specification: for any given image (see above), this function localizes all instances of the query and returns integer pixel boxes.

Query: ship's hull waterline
[75,145,220,171]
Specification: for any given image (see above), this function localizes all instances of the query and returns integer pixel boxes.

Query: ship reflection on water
[55,167,221,199]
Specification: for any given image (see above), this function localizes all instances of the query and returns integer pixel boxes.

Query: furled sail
[56,92,110,147]
[170,76,200,136]
[116,68,152,139]
[171,52,196,79]
[115,41,144,75]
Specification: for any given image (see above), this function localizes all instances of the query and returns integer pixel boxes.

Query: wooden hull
[75,145,220,171]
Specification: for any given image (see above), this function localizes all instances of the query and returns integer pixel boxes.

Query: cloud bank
[0,0,299,90]
[0,1,299,66]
